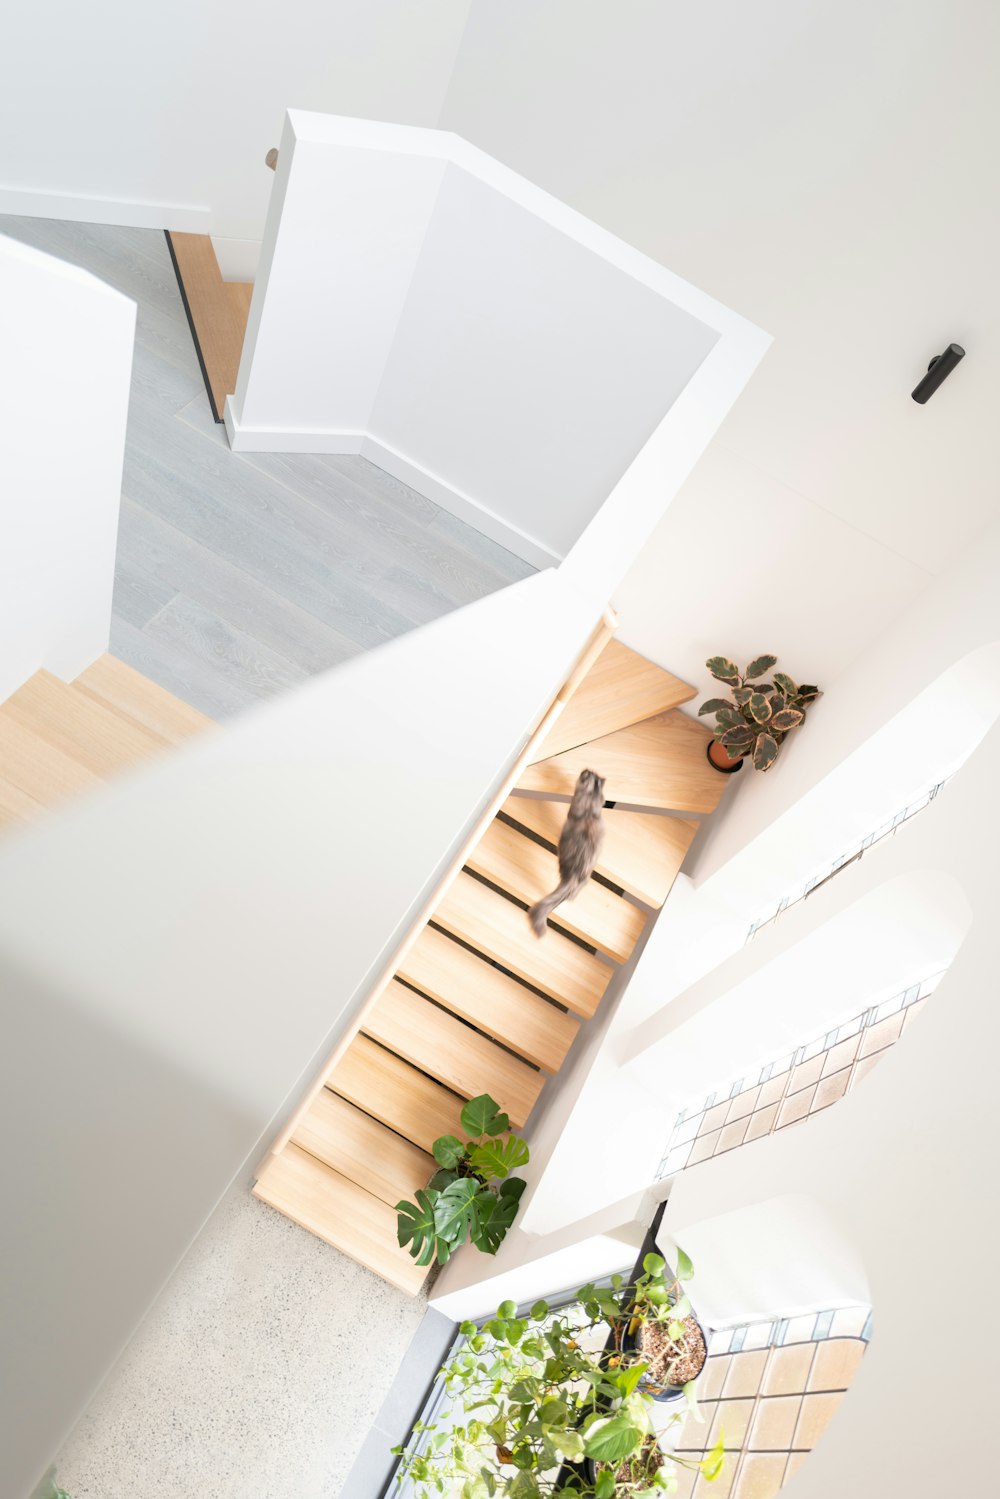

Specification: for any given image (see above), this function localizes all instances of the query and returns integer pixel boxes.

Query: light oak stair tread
[167,232,252,419]
[398,926,579,1074]
[502,796,699,909]
[0,775,47,832]
[364,980,544,1129]
[434,872,612,1019]
[530,639,696,763]
[74,653,215,744]
[253,1143,427,1296]
[519,709,726,815]
[0,712,104,805]
[468,817,646,963]
[2,670,169,777]
[329,1035,466,1154]
[292,1089,433,1207]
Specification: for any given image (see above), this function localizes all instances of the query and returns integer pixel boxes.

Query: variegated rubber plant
[700,654,822,771]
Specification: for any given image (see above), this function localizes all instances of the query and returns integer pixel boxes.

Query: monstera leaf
[472,1177,527,1254]
[461,1094,510,1137]
[396,1189,447,1266]
[432,1134,465,1169]
[468,1133,530,1181]
[434,1177,483,1247]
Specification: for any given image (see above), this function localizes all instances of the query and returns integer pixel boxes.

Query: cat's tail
[528,879,576,938]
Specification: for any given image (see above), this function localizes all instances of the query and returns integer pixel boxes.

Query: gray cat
[528,769,606,938]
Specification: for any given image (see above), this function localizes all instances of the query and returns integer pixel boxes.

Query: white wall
[229,113,761,568]
[441,0,1000,704]
[370,162,719,560]
[0,0,471,248]
[232,116,447,437]
[0,232,134,702]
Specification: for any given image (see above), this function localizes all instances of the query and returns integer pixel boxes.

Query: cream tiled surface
[776,1087,815,1129]
[723,1350,770,1398]
[761,1342,815,1397]
[810,1338,865,1390]
[812,1067,851,1112]
[657,973,942,1182]
[793,1391,844,1448]
[748,1396,800,1450]
[670,1316,867,1499]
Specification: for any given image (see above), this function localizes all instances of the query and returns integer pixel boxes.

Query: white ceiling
[440,0,999,678]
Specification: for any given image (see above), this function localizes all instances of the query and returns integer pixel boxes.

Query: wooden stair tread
[2,670,169,777]
[74,653,214,745]
[0,775,47,831]
[434,872,612,1019]
[329,1035,465,1154]
[518,709,726,815]
[502,796,699,909]
[398,926,579,1074]
[0,712,103,805]
[167,231,252,421]
[253,1143,426,1296]
[467,816,646,963]
[364,980,544,1128]
[530,639,696,763]
[292,1089,433,1207]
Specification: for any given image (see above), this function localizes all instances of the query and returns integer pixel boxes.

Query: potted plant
[395,1093,529,1267]
[700,655,822,773]
[579,1251,706,1406]
[393,1269,724,1497]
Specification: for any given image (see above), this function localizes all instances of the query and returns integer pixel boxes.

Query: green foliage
[393,1252,719,1499]
[699,654,823,773]
[396,1094,530,1265]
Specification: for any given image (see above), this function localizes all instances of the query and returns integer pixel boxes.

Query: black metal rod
[911,342,965,403]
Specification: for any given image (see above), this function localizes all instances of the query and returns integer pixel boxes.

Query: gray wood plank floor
[0,216,535,719]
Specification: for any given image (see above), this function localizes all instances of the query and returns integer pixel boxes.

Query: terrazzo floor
[55,1178,427,1499]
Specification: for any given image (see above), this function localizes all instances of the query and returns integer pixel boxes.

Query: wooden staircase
[254,633,730,1294]
[166,232,253,423]
[0,655,213,834]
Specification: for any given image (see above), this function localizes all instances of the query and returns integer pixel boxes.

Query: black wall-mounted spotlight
[911,342,965,404]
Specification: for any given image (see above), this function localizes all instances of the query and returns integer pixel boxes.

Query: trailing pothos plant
[700,654,822,772]
[393,1286,724,1498]
[396,1093,529,1267]
[581,1250,705,1399]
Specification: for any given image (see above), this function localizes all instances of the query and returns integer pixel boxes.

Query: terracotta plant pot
[706,738,745,774]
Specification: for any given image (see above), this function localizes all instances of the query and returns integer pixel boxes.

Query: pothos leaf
[700,1433,726,1481]
[583,1413,644,1465]
[675,1245,695,1281]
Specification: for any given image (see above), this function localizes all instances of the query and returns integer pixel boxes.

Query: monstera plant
[700,654,822,772]
[396,1094,529,1266]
